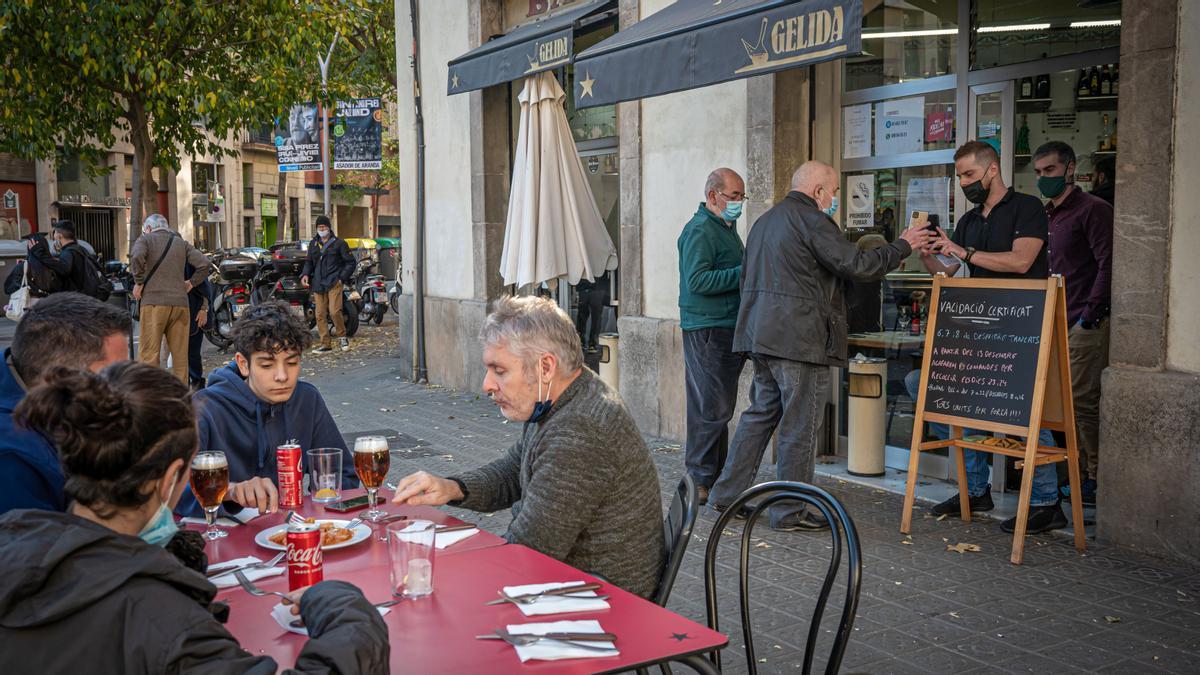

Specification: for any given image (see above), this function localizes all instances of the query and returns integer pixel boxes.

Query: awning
[573,0,862,108]
[447,0,615,95]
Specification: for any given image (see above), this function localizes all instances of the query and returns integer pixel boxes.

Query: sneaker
[1001,502,1068,534]
[1060,478,1097,506]
[931,488,994,516]
[708,502,754,520]
[312,345,333,354]
[771,511,830,532]
[696,485,710,506]
[340,337,350,351]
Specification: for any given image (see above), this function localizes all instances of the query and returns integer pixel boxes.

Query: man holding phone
[174,301,358,517]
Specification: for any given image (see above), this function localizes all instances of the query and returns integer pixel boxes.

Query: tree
[0,1,347,245]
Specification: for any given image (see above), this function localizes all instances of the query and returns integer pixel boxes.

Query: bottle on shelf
[1099,114,1113,151]
[1020,75,1033,99]
[1111,117,1118,150]
[1016,114,1031,155]
[1077,68,1091,97]
[1089,66,1101,96]
[1100,65,1112,96]
[1113,63,1119,95]
[1035,71,1051,99]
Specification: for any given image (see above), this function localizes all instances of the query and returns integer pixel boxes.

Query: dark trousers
[682,328,745,489]
[188,316,205,387]
[709,355,830,528]
[575,280,610,348]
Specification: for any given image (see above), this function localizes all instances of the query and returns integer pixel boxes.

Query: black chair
[702,481,862,675]
[654,474,699,606]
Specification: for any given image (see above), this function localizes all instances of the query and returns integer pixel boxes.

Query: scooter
[358,273,388,325]
[204,252,258,350]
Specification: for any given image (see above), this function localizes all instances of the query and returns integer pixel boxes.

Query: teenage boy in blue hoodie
[175,300,358,517]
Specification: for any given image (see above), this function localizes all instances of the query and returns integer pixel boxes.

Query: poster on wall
[905,177,950,236]
[275,102,322,172]
[846,174,875,229]
[875,97,925,155]
[332,98,383,170]
[843,104,871,159]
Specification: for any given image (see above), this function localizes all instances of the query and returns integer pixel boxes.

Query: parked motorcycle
[253,243,360,338]
[357,273,388,325]
[204,252,258,350]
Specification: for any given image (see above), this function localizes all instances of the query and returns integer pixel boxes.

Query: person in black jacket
[0,362,389,673]
[707,161,933,531]
[25,220,90,294]
[300,215,356,353]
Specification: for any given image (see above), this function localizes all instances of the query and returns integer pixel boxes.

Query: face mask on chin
[138,478,179,547]
[527,376,554,424]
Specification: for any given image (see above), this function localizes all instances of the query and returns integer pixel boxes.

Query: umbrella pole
[409,0,428,383]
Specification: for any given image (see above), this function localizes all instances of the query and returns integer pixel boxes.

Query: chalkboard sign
[921,285,1047,428]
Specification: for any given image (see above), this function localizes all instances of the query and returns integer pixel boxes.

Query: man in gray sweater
[392,296,666,599]
[130,214,212,383]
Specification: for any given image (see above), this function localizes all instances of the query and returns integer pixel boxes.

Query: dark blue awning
[573,0,862,108]
[447,0,615,95]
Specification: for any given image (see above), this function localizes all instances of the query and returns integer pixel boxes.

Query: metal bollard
[597,332,619,391]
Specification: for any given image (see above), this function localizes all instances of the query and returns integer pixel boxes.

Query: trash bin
[847,355,888,477]
[597,332,619,391]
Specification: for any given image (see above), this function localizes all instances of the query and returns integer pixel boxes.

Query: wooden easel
[900,275,1085,564]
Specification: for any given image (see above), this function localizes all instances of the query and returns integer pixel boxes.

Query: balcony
[241,127,276,151]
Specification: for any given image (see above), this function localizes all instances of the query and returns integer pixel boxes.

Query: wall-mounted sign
[261,196,278,218]
[843,104,871,159]
[845,174,874,229]
[875,96,924,155]
[2,190,17,210]
[56,194,132,208]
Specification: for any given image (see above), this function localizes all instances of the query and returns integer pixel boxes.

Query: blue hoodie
[175,361,359,517]
[0,349,66,515]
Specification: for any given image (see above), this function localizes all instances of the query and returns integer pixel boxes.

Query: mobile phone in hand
[323,495,370,512]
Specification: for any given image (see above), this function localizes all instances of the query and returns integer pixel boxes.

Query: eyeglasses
[717,190,746,201]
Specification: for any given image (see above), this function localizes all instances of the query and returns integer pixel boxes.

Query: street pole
[317,33,339,222]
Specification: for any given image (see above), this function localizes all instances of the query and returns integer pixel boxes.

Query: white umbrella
[500,71,618,288]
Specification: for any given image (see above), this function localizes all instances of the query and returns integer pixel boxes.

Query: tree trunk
[127,99,159,249]
[277,170,289,242]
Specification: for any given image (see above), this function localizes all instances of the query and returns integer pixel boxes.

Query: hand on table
[283,586,310,616]
[228,476,279,513]
[390,471,463,506]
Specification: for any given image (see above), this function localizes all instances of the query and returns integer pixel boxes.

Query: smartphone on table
[323,495,370,513]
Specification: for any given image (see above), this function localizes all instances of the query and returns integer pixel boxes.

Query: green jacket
[677,203,745,330]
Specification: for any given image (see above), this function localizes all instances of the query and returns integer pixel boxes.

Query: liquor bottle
[910,297,922,336]
[1077,69,1091,97]
[1020,75,1033,99]
[1016,115,1031,155]
[1110,117,1118,150]
[1113,63,1119,95]
[1089,66,1100,96]
[1035,71,1051,99]
[1098,114,1112,151]
[1100,65,1112,95]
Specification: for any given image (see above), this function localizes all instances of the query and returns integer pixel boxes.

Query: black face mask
[962,175,990,205]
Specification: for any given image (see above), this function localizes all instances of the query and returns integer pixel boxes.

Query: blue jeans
[682,328,746,488]
[904,371,1059,506]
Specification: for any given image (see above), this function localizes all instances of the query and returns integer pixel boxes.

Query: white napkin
[206,556,285,589]
[435,527,479,549]
[505,619,618,662]
[500,581,610,617]
[271,602,392,636]
[181,507,261,528]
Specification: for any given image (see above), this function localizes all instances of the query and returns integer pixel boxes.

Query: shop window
[845,0,957,91]
[565,22,617,142]
[243,163,254,210]
[843,89,957,160]
[971,0,1121,70]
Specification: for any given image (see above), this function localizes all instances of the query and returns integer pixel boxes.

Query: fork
[207,551,286,578]
[482,629,618,652]
[233,569,292,602]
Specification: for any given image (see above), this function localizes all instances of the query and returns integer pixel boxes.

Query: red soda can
[286,521,324,590]
[277,443,303,508]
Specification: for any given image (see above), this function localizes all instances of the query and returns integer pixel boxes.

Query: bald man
[707,161,933,531]
[678,168,748,504]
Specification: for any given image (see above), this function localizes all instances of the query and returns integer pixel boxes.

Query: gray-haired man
[391,296,666,599]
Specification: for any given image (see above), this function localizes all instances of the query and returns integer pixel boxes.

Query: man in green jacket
[677,168,747,505]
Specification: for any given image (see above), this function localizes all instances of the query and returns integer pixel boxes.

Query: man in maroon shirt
[1033,141,1113,506]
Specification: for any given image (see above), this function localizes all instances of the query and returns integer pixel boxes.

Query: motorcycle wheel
[342,302,360,338]
[204,304,235,351]
[389,293,400,314]
[372,303,385,325]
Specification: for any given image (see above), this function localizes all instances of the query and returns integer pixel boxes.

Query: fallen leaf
[946,542,981,554]
[937,514,948,521]
[1105,615,1121,624]
[773,645,782,650]
[900,540,913,545]
[755,542,771,549]
[949,611,960,619]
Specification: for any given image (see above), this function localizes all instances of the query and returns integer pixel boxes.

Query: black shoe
[1001,502,1068,534]
[771,512,830,532]
[708,502,754,520]
[696,485,710,506]
[931,489,994,516]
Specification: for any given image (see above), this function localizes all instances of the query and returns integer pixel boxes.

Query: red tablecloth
[209,497,727,673]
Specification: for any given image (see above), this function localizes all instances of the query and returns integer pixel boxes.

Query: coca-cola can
[277,443,303,508]
[286,522,323,590]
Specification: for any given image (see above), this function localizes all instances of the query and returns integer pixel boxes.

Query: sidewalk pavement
[301,348,1200,675]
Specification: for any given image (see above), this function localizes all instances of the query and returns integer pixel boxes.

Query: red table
[204,497,727,673]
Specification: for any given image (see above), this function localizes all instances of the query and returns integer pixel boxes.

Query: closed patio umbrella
[500,71,617,288]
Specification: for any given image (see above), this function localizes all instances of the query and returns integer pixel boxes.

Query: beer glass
[190,451,230,540]
[353,436,390,521]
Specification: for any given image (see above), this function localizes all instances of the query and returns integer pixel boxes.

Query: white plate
[254,519,372,551]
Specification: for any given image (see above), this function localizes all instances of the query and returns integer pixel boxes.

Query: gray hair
[143,213,169,232]
[480,295,584,377]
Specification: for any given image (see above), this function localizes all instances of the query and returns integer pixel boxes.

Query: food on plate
[268,519,355,547]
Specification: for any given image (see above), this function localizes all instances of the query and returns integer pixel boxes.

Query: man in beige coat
[130,214,212,382]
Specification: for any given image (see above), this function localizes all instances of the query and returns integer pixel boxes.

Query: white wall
[1168,0,1200,373]
[394,0,475,301]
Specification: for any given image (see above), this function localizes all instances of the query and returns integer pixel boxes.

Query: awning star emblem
[578,70,595,98]
[451,72,460,89]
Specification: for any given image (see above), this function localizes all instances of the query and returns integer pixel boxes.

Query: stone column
[617,0,642,317]
[469,0,508,304]
[34,160,56,229]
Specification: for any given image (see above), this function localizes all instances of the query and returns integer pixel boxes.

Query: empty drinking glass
[386,520,435,599]
[307,448,343,503]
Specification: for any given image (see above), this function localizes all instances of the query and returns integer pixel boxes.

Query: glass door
[968,81,1015,186]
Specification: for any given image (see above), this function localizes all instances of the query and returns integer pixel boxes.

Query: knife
[475,631,618,642]
[485,582,604,605]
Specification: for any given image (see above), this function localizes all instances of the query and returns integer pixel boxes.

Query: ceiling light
[1069,20,1122,28]
[862,28,958,40]
[976,23,1051,33]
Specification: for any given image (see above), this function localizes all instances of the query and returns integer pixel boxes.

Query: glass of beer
[190,451,230,540]
[354,436,390,521]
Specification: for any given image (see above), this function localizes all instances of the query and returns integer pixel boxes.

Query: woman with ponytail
[0,362,388,673]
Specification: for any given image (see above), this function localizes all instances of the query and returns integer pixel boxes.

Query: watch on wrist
[964,247,976,263]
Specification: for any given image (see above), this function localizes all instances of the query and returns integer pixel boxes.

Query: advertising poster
[926,109,953,143]
[846,174,875,229]
[275,102,322,172]
[332,98,383,170]
[875,96,925,155]
[843,103,871,159]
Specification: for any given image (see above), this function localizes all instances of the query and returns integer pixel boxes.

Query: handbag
[130,234,176,321]
[5,260,30,321]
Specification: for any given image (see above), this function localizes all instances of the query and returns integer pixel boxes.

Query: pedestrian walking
[130,214,212,383]
[300,215,355,353]
[1034,141,1113,506]
[678,167,747,505]
[574,271,610,353]
[707,161,932,531]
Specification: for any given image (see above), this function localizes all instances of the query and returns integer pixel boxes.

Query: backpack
[24,252,63,295]
[69,245,113,301]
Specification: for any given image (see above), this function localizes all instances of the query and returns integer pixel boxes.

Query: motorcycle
[205,252,258,350]
[254,244,360,338]
[357,273,388,325]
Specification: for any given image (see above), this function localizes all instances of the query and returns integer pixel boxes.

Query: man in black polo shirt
[917,140,1065,535]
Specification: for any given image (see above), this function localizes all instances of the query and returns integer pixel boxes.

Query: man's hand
[389,471,463,506]
[228,476,279,513]
[184,281,193,293]
[132,283,143,301]
[929,227,967,259]
[196,308,208,327]
[899,225,937,252]
[300,275,310,287]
